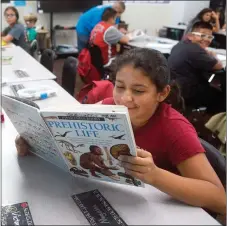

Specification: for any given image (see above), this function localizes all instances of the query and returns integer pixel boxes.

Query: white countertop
[1,111,220,225]
[2,46,56,84]
[2,79,79,110]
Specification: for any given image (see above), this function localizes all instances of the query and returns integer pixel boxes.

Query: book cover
[42,107,144,187]
[1,202,34,226]
[2,95,68,171]
[72,189,127,226]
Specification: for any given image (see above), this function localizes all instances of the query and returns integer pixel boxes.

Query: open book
[127,29,146,41]
[2,95,144,187]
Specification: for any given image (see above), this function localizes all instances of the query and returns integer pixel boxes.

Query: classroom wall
[1,1,210,45]
[182,1,210,23]
[119,1,186,36]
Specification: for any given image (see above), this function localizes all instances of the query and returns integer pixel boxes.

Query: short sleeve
[104,26,124,45]
[2,27,11,36]
[8,24,24,40]
[190,46,217,71]
[166,120,205,166]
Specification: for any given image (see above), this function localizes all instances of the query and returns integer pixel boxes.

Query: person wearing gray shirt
[2,6,30,53]
[89,8,129,66]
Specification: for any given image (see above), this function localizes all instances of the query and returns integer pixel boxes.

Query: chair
[30,39,39,60]
[89,45,115,80]
[200,138,226,187]
[62,56,78,96]
[40,49,55,73]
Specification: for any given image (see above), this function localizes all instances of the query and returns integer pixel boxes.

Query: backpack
[76,80,114,104]
[77,48,102,84]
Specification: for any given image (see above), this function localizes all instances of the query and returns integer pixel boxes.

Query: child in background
[24,13,37,42]
[118,21,128,34]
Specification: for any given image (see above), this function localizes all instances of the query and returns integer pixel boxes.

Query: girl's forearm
[151,167,226,215]
[214,18,220,32]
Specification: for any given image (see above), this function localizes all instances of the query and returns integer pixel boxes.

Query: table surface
[2,114,220,225]
[128,36,178,54]
[2,79,79,110]
[2,46,56,84]
[164,24,187,30]
[128,36,226,67]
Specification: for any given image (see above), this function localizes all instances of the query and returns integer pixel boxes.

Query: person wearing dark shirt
[2,6,29,52]
[168,21,224,113]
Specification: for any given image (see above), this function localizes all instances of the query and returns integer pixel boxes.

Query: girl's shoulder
[101,97,115,105]
[159,103,195,133]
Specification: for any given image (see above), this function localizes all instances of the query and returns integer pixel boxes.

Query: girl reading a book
[15,48,225,218]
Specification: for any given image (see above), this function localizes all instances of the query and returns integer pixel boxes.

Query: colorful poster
[13,0,26,7]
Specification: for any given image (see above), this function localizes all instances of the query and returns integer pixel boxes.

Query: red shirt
[102,97,205,174]
[90,21,117,65]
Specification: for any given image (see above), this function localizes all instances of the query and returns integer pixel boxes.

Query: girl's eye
[116,86,124,89]
[133,90,145,94]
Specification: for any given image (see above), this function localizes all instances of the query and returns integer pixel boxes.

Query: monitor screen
[37,0,103,13]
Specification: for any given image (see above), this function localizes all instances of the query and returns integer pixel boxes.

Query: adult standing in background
[1,6,30,52]
[76,1,126,52]
[184,8,220,35]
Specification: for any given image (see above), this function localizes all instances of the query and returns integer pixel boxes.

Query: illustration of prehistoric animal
[64,151,89,177]
[54,131,72,138]
[56,140,83,154]
[110,144,131,160]
[80,145,120,181]
[70,167,89,177]
[118,172,141,186]
[109,134,126,140]
[64,151,76,165]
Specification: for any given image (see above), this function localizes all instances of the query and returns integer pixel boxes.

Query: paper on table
[217,54,226,61]
[146,43,174,49]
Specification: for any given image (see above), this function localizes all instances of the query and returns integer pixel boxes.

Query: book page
[2,95,69,171]
[41,110,144,187]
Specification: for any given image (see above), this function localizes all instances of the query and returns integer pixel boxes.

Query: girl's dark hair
[192,21,213,31]
[4,6,19,21]
[215,7,225,28]
[111,48,185,113]
[195,8,212,21]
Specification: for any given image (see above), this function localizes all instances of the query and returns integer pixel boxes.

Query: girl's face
[5,9,17,25]
[202,12,212,22]
[113,65,170,129]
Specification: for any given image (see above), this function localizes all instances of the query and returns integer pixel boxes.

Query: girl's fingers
[124,168,144,181]
[118,155,151,166]
[137,149,152,158]
[118,149,153,166]
[121,162,148,173]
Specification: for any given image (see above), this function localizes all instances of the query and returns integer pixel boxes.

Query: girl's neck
[9,22,16,27]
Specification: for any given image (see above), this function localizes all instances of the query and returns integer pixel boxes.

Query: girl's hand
[118,149,158,184]
[15,135,30,156]
[119,28,127,35]
[212,11,218,19]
